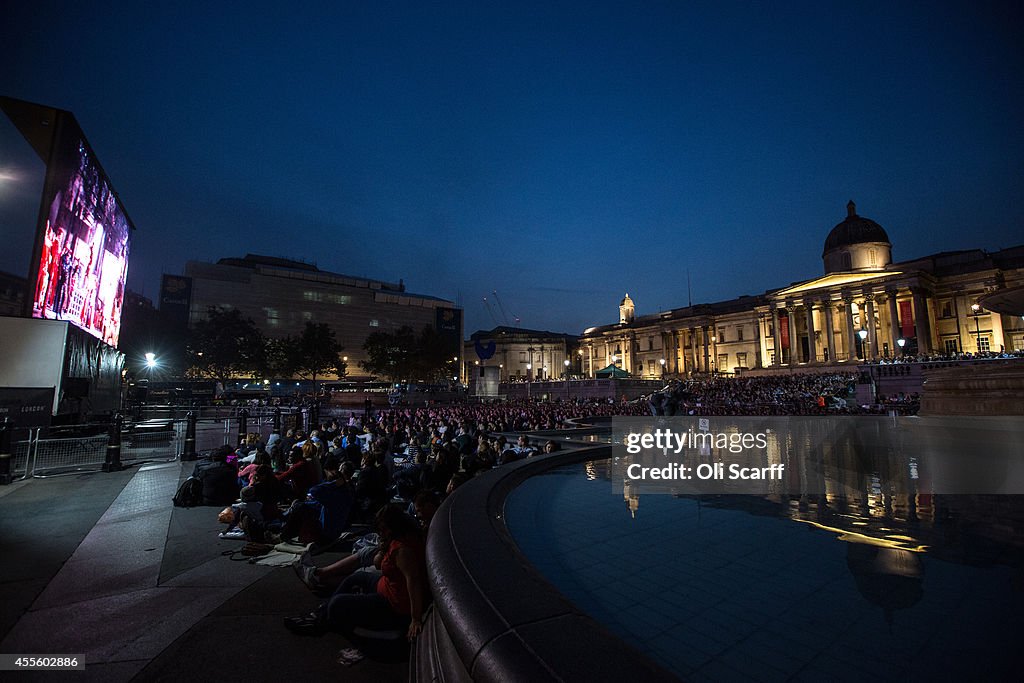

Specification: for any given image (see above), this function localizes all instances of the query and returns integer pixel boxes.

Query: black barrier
[309,404,319,432]
[182,411,197,461]
[0,417,12,485]
[237,408,248,445]
[272,407,281,433]
[102,413,123,472]
[293,410,302,432]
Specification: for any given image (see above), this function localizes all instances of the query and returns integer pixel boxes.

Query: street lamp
[563,359,570,379]
[144,352,157,369]
[897,338,906,358]
[857,329,868,360]
[659,357,666,378]
[971,303,982,353]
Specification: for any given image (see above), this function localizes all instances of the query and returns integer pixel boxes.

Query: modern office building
[176,254,462,379]
[579,202,1024,377]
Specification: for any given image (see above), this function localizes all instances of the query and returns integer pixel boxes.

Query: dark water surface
[507,458,1024,681]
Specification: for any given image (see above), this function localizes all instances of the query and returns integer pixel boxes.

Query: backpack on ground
[172,476,203,507]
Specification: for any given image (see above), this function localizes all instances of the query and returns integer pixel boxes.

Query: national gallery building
[579,202,1024,378]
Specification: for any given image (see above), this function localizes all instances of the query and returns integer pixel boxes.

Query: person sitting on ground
[238,450,271,487]
[297,490,440,593]
[192,445,240,506]
[281,462,356,545]
[219,485,265,538]
[276,445,321,501]
[354,450,389,522]
[251,464,284,523]
[285,504,430,642]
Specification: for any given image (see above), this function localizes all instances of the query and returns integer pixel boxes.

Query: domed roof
[823,201,890,255]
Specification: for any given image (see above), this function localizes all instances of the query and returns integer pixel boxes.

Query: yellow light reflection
[792,518,928,553]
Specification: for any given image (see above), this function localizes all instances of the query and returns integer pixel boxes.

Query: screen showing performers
[31,134,131,346]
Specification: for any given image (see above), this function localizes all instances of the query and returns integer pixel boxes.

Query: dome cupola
[823,201,892,273]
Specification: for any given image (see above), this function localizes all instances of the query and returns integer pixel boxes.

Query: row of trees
[172,308,459,386]
[186,308,346,386]
[360,325,460,383]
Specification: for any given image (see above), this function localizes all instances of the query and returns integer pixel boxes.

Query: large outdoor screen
[30,122,131,346]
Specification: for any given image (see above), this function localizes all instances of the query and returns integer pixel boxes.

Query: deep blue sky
[2,1,1022,337]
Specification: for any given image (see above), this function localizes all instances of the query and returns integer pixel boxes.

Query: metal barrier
[7,412,299,480]
[13,425,180,479]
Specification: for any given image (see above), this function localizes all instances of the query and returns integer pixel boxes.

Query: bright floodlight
[145,352,157,368]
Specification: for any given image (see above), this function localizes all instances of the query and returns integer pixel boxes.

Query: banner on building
[160,275,192,326]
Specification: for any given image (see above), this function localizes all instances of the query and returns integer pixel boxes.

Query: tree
[415,325,457,382]
[290,322,347,391]
[185,307,266,383]
[361,326,419,382]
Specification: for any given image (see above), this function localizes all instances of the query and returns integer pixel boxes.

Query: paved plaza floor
[0,460,407,682]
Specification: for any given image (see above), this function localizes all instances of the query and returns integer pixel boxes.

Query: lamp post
[564,359,571,400]
[971,303,982,353]
[659,357,666,379]
[897,337,906,358]
[858,329,868,360]
[526,363,532,401]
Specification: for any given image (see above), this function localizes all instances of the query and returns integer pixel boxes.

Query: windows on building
[717,328,726,342]
[736,326,744,341]
[940,300,953,318]
[944,338,959,354]
[737,352,747,368]
[717,353,728,370]
[978,336,990,353]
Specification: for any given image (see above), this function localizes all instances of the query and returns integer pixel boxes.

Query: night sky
[2,1,1022,338]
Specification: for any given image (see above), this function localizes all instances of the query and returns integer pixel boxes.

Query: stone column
[912,287,932,353]
[787,307,799,364]
[887,290,901,356]
[756,314,766,368]
[844,297,857,361]
[702,326,710,372]
[991,311,1005,351]
[771,308,783,366]
[865,295,879,360]
[823,299,836,364]
[805,302,818,364]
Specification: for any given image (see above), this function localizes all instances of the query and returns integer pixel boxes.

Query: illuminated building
[464,326,575,383]
[580,202,1024,376]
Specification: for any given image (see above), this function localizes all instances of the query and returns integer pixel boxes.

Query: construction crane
[491,290,520,327]
[482,296,500,327]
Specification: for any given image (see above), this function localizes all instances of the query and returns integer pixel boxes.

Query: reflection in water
[508,450,1024,679]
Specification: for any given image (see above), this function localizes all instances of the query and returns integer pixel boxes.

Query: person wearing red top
[284,504,429,641]
[275,449,320,500]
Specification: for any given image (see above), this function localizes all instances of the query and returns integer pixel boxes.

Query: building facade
[580,203,1024,376]
[180,254,462,379]
[464,326,575,384]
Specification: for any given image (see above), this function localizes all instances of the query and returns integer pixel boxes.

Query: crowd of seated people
[869,348,1024,364]
[188,370,927,662]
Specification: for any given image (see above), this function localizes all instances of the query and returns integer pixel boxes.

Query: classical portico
[579,202,1024,377]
